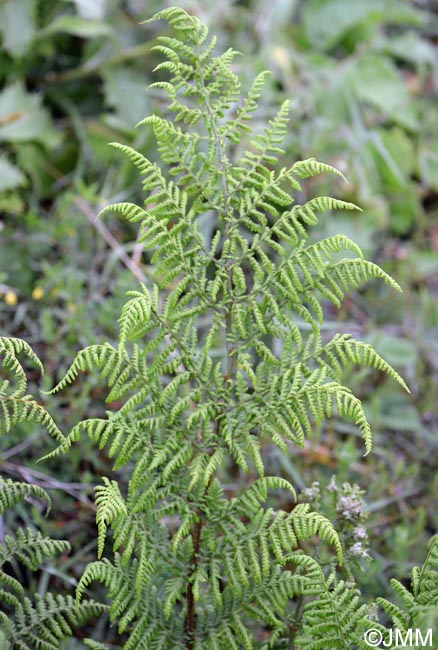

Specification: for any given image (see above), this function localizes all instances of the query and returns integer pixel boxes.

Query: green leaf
[0,83,60,147]
[371,128,415,189]
[0,156,26,192]
[103,68,150,126]
[380,32,436,65]
[41,15,113,39]
[376,397,423,432]
[419,147,438,191]
[345,55,418,129]
[365,334,417,368]
[302,0,424,51]
[302,0,385,51]
[71,0,107,20]
[0,0,36,56]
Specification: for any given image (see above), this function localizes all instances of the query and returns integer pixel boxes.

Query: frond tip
[0,478,51,515]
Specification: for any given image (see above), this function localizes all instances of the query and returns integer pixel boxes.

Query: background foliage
[0,0,437,645]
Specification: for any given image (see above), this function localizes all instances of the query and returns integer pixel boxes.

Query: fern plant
[0,341,105,649]
[2,7,434,649]
[358,534,438,650]
[286,535,438,650]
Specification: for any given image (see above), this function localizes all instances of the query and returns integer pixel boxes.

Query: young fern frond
[290,158,348,182]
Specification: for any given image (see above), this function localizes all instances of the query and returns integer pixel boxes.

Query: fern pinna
[0,7,416,649]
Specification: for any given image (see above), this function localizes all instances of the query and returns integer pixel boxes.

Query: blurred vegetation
[0,0,437,643]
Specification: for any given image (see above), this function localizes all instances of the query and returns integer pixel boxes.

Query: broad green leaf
[376,397,423,432]
[345,55,418,130]
[370,128,415,189]
[41,15,113,39]
[71,0,107,20]
[0,156,26,191]
[301,0,385,51]
[0,0,36,56]
[419,147,438,191]
[365,334,417,367]
[387,189,421,235]
[0,83,60,148]
[103,68,150,126]
[302,0,424,51]
[380,32,436,65]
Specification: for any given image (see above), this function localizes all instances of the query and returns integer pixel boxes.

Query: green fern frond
[9,594,106,650]
[292,560,369,649]
[0,527,70,572]
[0,336,44,375]
[288,504,343,565]
[144,7,208,45]
[375,536,438,637]
[99,201,149,224]
[291,158,347,182]
[328,258,402,293]
[221,71,271,144]
[312,333,410,392]
[118,284,152,351]
[0,338,62,443]
[84,641,109,650]
[0,392,63,442]
[95,478,128,558]
[48,344,126,394]
[0,478,51,515]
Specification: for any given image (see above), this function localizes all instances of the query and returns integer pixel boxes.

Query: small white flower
[350,542,369,558]
[336,495,364,520]
[302,481,320,501]
[353,526,368,540]
[327,476,338,493]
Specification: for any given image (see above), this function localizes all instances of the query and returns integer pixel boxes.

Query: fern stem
[185,512,203,649]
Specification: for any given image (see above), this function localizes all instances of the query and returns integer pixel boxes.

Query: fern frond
[84,641,109,650]
[328,258,402,293]
[95,478,127,558]
[0,527,69,572]
[99,201,149,224]
[312,333,410,392]
[144,7,208,46]
[0,392,63,442]
[118,284,152,351]
[376,536,438,631]
[291,158,347,182]
[10,594,106,650]
[0,336,44,375]
[288,504,343,565]
[48,344,126,393]
[4,9,408,649]
[0,478,51,515]
[221,71,271,144]
[291,559,369,649]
